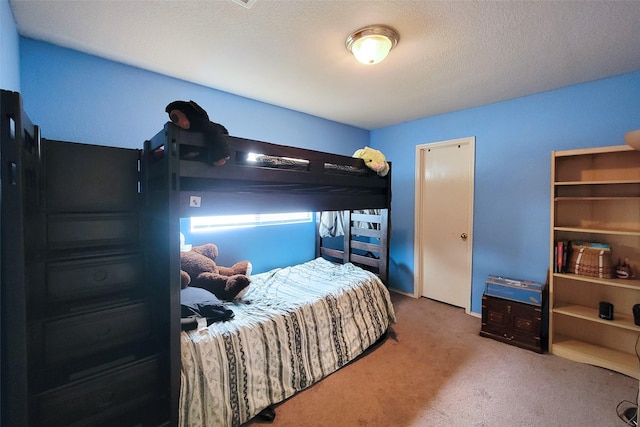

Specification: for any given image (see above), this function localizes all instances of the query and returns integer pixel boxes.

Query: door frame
[413,137,475,314]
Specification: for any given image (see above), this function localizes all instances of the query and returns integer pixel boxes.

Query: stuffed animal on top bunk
[353,146,390,177]
[180,243,252,301]
[165,99,232,166]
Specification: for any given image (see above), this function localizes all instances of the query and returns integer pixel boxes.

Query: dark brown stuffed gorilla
[165,100,231,166]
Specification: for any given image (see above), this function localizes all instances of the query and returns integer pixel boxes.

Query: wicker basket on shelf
[567,242,613,279]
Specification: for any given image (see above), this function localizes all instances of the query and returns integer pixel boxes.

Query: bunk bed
[143,123,395,426]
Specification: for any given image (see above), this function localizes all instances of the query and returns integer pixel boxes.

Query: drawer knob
[93,270,108,282]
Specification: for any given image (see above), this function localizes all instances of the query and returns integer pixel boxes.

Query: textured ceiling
[9,0,640,130]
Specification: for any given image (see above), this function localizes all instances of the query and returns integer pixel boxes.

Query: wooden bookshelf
[550,145,640,380]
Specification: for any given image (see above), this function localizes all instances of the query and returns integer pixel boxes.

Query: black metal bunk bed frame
[143,122,392,425]
[145,123,391,212]
[144,122,392,275]
[1,88,391,426]
[2,90,168,427]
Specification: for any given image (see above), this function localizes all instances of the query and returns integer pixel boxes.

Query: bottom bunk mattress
[179,257,396,427]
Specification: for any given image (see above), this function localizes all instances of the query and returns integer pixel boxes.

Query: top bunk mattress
[179,257,396,427]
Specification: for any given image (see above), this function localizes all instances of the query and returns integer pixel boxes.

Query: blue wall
[180,218,317,275]
[7,15,640,313]
[17,38,369,273]
[372,72,640,312]
[18,39,368,153]
[0,0,20,91]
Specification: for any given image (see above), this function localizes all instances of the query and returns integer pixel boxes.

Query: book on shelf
[555,240,569,273]
[554,240,612,275]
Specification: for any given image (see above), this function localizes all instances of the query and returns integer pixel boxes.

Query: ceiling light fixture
[230,0,256,9]
[346,24,399,65]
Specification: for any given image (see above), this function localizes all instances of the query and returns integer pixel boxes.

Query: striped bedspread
[179,257,396,427]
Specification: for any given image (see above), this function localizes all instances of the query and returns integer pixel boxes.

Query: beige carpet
[245,292,638,427]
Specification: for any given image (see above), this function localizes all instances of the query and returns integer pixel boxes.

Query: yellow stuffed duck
[353,147,389,177]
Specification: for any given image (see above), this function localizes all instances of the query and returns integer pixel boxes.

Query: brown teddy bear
[180,243,252,301]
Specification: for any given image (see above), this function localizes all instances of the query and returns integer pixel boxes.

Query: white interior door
[415,137,474,312]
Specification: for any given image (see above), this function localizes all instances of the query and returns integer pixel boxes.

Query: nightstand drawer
[36,300,152,367]
[33,355,164,427]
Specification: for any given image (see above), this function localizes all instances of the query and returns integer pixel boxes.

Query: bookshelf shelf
[550,145,640,379]
[551,336,639,380]
[554,226,640,236]
[555,180,640,186]
[555,197,640,201]
[553,303,640,332]
[553,273,640,290]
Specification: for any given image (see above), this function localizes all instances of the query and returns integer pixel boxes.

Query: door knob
[460,233,468,240]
